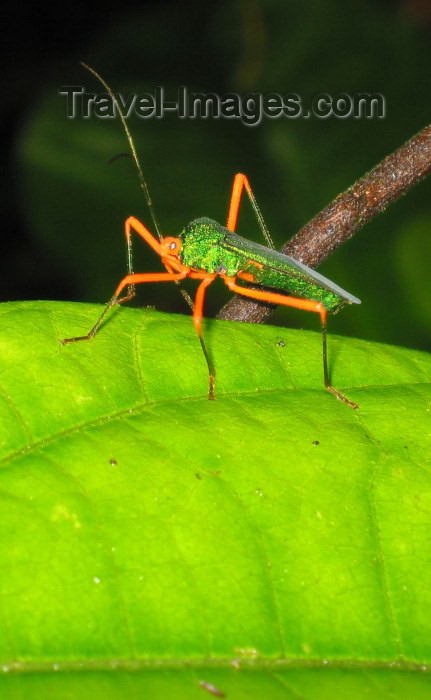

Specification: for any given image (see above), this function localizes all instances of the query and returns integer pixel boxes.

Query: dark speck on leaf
[312,440,320,446]
[196,473,202,480]
[276,339,285,347]
[109,458,118,466]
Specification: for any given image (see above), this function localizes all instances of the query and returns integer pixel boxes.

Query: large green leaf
[0,301,431,698]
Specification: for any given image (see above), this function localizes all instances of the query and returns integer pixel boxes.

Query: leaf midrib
[1,657,429,674]
[0,381,429,471]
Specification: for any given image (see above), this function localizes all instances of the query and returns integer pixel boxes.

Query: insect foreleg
[61,270,187,345]
[119,215,193,311]
[119,216,165,302]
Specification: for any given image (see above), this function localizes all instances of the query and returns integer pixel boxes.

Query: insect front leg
[121,215,193,311]
[61,270,187,345]
[116,216,168,304]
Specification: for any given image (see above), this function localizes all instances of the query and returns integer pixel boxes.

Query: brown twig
[217,124,431,323]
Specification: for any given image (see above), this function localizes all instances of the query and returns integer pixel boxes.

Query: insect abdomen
[247,261,345,311]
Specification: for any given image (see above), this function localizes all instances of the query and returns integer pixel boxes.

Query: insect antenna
[81,62,163,243]
[107,152,133,166]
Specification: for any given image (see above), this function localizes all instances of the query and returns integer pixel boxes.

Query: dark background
[2,0,431,349]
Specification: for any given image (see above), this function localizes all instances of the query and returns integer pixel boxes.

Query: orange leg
[125,215,165,257]
[227,173,275,248]
[192,275,217,400]
[119,216,166,303]
[227,173,248,232]
[163,259,195,312]
[110,215,192,313]
[223,277,358,409]
[61,270,188,344]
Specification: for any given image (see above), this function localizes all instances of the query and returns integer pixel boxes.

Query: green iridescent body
[179,218,361,312]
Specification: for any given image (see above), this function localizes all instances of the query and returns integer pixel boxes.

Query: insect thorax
[179,218,243,276]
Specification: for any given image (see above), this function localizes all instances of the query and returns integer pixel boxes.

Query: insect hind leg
[319,309,358,410]
[223,276,359,409]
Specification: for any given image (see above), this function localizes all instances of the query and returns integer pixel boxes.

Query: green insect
[62,64,360,409]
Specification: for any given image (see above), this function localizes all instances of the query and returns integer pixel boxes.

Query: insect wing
[222,232,361,307]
